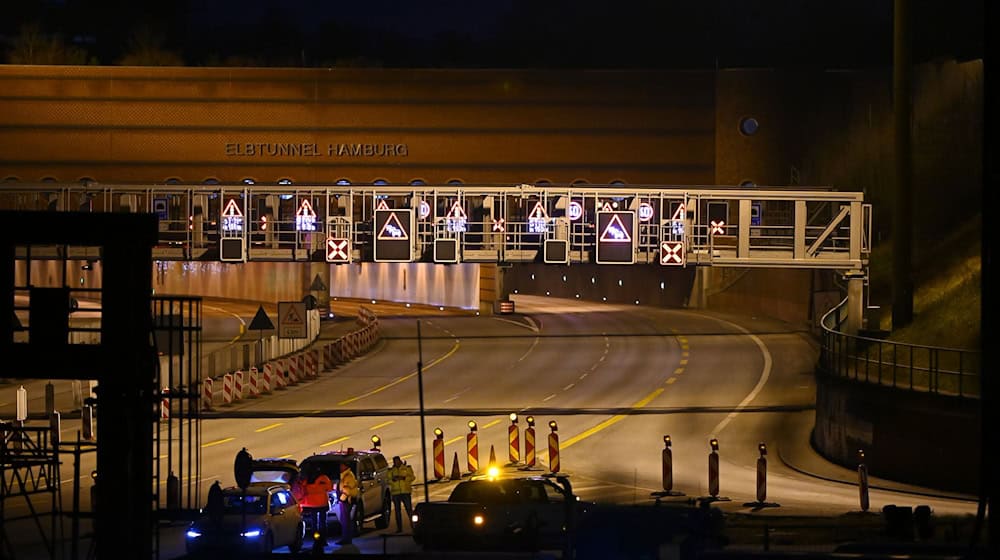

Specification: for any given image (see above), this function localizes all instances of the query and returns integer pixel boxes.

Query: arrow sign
[248,305,275,331]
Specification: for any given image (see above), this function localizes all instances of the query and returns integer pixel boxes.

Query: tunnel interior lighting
[618,279,623,287]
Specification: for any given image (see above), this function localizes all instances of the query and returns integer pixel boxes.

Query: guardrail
[818,298,980,398]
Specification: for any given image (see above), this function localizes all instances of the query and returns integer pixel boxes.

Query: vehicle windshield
[221,494,266,515]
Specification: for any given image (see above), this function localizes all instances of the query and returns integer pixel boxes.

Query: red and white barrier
[202,378,214,411]
[161,388,170,419]
[261,362,273,393]
[233,370,244,401]
[222,373,234,405]
[548,429,560,474]
[248,367,259,398]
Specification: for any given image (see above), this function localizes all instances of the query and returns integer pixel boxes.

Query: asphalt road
[1,295,980,558]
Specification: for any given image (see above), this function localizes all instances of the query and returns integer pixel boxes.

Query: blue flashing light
[186,529,203,538]
[242,528,262,538]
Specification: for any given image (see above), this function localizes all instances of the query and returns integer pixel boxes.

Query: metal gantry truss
[1,183,871,269]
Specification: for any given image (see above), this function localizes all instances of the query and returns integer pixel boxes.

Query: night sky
[0,1,987,69]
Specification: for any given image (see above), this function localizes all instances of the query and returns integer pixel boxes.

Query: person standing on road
[300,470,334,542]
[388,456,415,533]
[336,462,359,545]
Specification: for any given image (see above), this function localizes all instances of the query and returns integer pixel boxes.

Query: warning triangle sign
[600,214,633,242]
[222,199,243,217]
[446,201,467,220]
[296,199,316,218]
[377,212,409,240]
[376,199,389,210]
[527,201,548,220]
[601,202,613,212]
[309,274,327,292]
[248,305,275,331]
[282,304,304,325]
[671,203,686,220]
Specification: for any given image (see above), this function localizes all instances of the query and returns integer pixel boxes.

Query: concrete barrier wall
[814,373,981,495]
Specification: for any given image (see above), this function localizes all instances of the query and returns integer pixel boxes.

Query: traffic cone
[489,444,497,465]
[450,452,462,480]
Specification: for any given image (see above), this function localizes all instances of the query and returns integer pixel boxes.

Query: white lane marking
[563,383,575,391]
[542,394,557,402]
[705,316,773,438]
[515,336,540,363]
[493,316,540,333]
[204,304,248,343]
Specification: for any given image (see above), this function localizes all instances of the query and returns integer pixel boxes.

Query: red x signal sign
[711,220,726,235]
[660,241,685,266]
[492,218,506,232]
[326,238,350,263]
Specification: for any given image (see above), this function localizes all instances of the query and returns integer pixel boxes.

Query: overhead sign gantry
[0,182,871,271]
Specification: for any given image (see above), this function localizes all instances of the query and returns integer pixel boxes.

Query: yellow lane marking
[561,388,664,449]
[679,358,688,366]
[673,367,684,375]
[369,420,395,430]
[202,437,235,448]
[445,436,464,445]
[338,340,460,405]
[481,419,502,430]
[255,423,283,432]
[401,454,415,460]
[681,351,689,358]
[666,378,677,384]
[320,436,350,448]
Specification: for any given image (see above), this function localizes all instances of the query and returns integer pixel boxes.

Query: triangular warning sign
[446,201,467,220]
[222,199,243,217]
[282,305,304,325]
[376,199,389,210]
[600,214,633,242]
[671,203,686,221]
[296,199,316,218]
[248,305,275,331]
[601,202,613,212]
[309,274,327,292]
[527,201,549,220]
[377,212,409,240]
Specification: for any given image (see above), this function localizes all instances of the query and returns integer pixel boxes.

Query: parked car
[297,447,391,536]
[184,483,304,555]
[412,474,592,552]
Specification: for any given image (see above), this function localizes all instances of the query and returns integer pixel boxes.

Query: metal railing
[818,298,980,398]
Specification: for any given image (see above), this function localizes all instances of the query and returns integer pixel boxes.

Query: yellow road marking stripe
[674,367,684,374]
[481,419,502,429]
[561,388,664,449]
[255,423,283,432]
[369,420,395,430]
[338,340,460,405]
[202,437,235,448]
[666,378,677,384]
[320,436,350,448]
[679,358,688,366]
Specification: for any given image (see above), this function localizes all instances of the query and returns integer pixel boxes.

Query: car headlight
[241,528,263,538]
[185,528,203,539]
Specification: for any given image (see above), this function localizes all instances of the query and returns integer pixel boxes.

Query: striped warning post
[261,363,273,394]
[306,349,319,377]
[467,430,479,473]
[161,388,170,419]
[233,370,244,401]
[524,426,536,467]
[508,422,520,464]
[548,431,560,473]
[202,377,214,411]
[284,357,298,385]
[222,373,233,405]
[248,367,259,397]
[271,360,284,390]
[756,455,768,503]
[433,437,445,480]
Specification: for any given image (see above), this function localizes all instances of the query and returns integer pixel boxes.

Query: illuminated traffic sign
[419,200,431,219]
[296,199,317,232]
[711,220,726,235]
[638,202,654,222]
[660,241,685,266]
[596,211,635,264]
[492,217,505,232]
[567,201,583,221]
[374,209,412,262]
[326,238,350,263]
[445,201,467,233]
[221,199,244,232]
[527,201,549,234]
[376,198,390,210]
